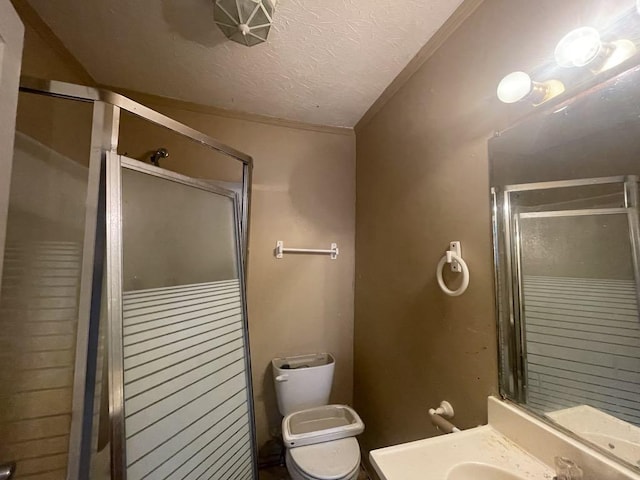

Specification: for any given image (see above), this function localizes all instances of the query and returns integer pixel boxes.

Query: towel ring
[436,242,470,297]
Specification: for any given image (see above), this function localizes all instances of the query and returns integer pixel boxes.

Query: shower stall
[0,77,256,480]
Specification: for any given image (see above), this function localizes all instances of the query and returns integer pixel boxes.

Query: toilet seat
[287,437,360,480]
[283,404,364,447]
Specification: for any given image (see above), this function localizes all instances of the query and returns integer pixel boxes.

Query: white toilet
[272,353,365,480]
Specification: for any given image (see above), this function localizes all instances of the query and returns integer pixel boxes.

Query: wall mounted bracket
[448,241,462,272]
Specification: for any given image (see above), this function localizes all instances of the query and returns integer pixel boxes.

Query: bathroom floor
[259,465,371,480]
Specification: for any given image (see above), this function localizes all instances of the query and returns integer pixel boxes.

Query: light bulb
[497,72,565,105]
[497,71,533,104]
[555,27,602,68]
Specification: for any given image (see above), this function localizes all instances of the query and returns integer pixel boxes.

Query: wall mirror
[490,60,640,471]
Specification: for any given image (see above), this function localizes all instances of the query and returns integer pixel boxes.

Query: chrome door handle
[0,462,16,480]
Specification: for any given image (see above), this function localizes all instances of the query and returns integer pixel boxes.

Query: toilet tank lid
[283,405,364,448]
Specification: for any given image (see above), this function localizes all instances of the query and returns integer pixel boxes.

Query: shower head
[150,148,169,166]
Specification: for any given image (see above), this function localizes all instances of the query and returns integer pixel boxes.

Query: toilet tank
[272,353,335,416]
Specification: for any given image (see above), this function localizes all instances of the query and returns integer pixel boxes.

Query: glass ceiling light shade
[214,0,276,47]
[555,26,637,72]
[497,71,565,105]
[555,27,603,68]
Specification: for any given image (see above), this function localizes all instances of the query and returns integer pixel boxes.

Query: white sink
[370,424,553,480]
[371,397,640,480]
[447,462,529,480]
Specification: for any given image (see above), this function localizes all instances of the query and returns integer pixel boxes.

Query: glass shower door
[0,93,94,480]
[106,154,256,480]
[505,177,640,424]
[517,212,640,423]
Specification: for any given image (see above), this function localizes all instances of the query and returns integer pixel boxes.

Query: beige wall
[353,0,606,462]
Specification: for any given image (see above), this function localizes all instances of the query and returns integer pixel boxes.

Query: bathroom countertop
[370,425,554,480]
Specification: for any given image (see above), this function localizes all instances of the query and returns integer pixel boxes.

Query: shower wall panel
[0,132,88,479]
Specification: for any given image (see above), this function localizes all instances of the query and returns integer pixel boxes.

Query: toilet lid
[290,437,360,480]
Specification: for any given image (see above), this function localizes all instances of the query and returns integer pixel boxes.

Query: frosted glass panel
[121,169,238,291]
[119,164,254,480]
[0,91,93,479]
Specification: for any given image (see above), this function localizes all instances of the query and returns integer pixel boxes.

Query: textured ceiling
[27,0,463,127]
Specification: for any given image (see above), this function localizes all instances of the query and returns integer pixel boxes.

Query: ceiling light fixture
[554,26,637,72]
[497,71,565,105]
[214,0,276,47]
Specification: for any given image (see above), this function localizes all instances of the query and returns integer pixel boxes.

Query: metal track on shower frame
[18,76,253,263]
[17,77,257,480]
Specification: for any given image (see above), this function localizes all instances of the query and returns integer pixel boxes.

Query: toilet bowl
[272,354,365,480]
[286,437,361,480]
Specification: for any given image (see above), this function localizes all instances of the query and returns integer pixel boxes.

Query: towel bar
[275,241,339,259]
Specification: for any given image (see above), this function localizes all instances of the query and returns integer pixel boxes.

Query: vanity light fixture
[497,71,565,105]
[554,26,637,72]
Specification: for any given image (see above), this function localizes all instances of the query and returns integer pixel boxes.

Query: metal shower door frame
[18,76,253,266]
[493,175,640,402]
[17,77,255,480]
[106,153,258,480]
